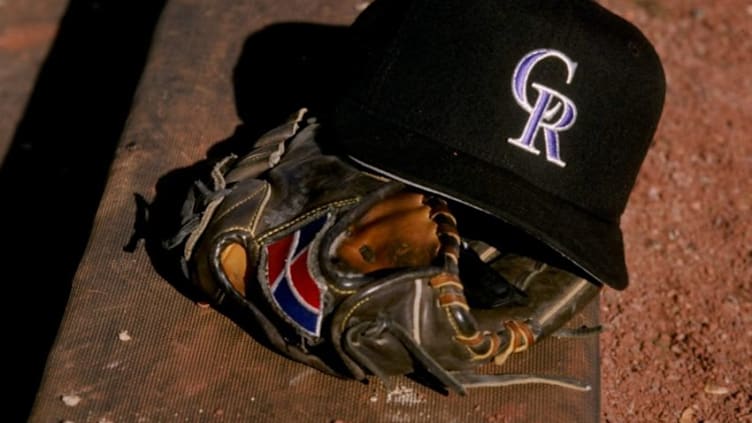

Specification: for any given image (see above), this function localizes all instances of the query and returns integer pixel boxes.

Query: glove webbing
[426,196,523,363]
[403,196,590,393]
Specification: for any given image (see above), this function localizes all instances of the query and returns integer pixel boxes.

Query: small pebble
[62,394,81,407]
[703,384,730,395]
[118,330,132,341]
[679,407,695,423]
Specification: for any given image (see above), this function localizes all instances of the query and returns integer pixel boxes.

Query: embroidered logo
[264,216,327,337]
[508,49,578,167]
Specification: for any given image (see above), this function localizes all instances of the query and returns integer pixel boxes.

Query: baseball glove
[164,108,601,395]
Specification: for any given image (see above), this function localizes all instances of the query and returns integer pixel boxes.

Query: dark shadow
[140,22,350,291]
[4,1,167,421]
[209,22,350,159]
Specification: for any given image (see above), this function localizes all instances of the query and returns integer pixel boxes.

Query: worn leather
[171,108,600,395]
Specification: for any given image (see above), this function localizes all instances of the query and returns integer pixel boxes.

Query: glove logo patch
[263,215,328,337]
[507,48,578,167]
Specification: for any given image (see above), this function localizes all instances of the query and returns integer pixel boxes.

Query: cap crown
[333,0,666,288]
[341,0,665,220]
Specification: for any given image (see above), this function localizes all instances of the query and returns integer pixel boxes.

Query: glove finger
[219,242,249,296]
[355,191,426,227]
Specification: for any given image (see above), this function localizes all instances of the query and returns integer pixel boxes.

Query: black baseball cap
[331,0,666,289]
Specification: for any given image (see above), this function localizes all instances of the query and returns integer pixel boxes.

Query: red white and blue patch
[262,216,328,338]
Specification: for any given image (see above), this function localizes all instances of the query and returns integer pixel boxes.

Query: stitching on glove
[326,282,358,296]
[339,297,373,333]
[248,183,272,234]
[257,199,361,243]
[211,182,268,228]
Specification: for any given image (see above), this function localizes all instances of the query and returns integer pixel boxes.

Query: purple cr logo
[507,49,578,167]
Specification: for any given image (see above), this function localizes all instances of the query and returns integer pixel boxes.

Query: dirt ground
[3,1,750,422]
[597,1,752,422]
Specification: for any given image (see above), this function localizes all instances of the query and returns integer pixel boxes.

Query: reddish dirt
[599,1,752,422]
[5,1,751,422]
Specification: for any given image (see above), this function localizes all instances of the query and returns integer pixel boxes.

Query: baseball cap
[330,0,666,289]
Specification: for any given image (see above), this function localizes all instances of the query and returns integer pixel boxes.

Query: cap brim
[333,103,629,289]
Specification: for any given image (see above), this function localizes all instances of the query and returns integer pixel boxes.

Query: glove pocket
[329,269,491,390]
